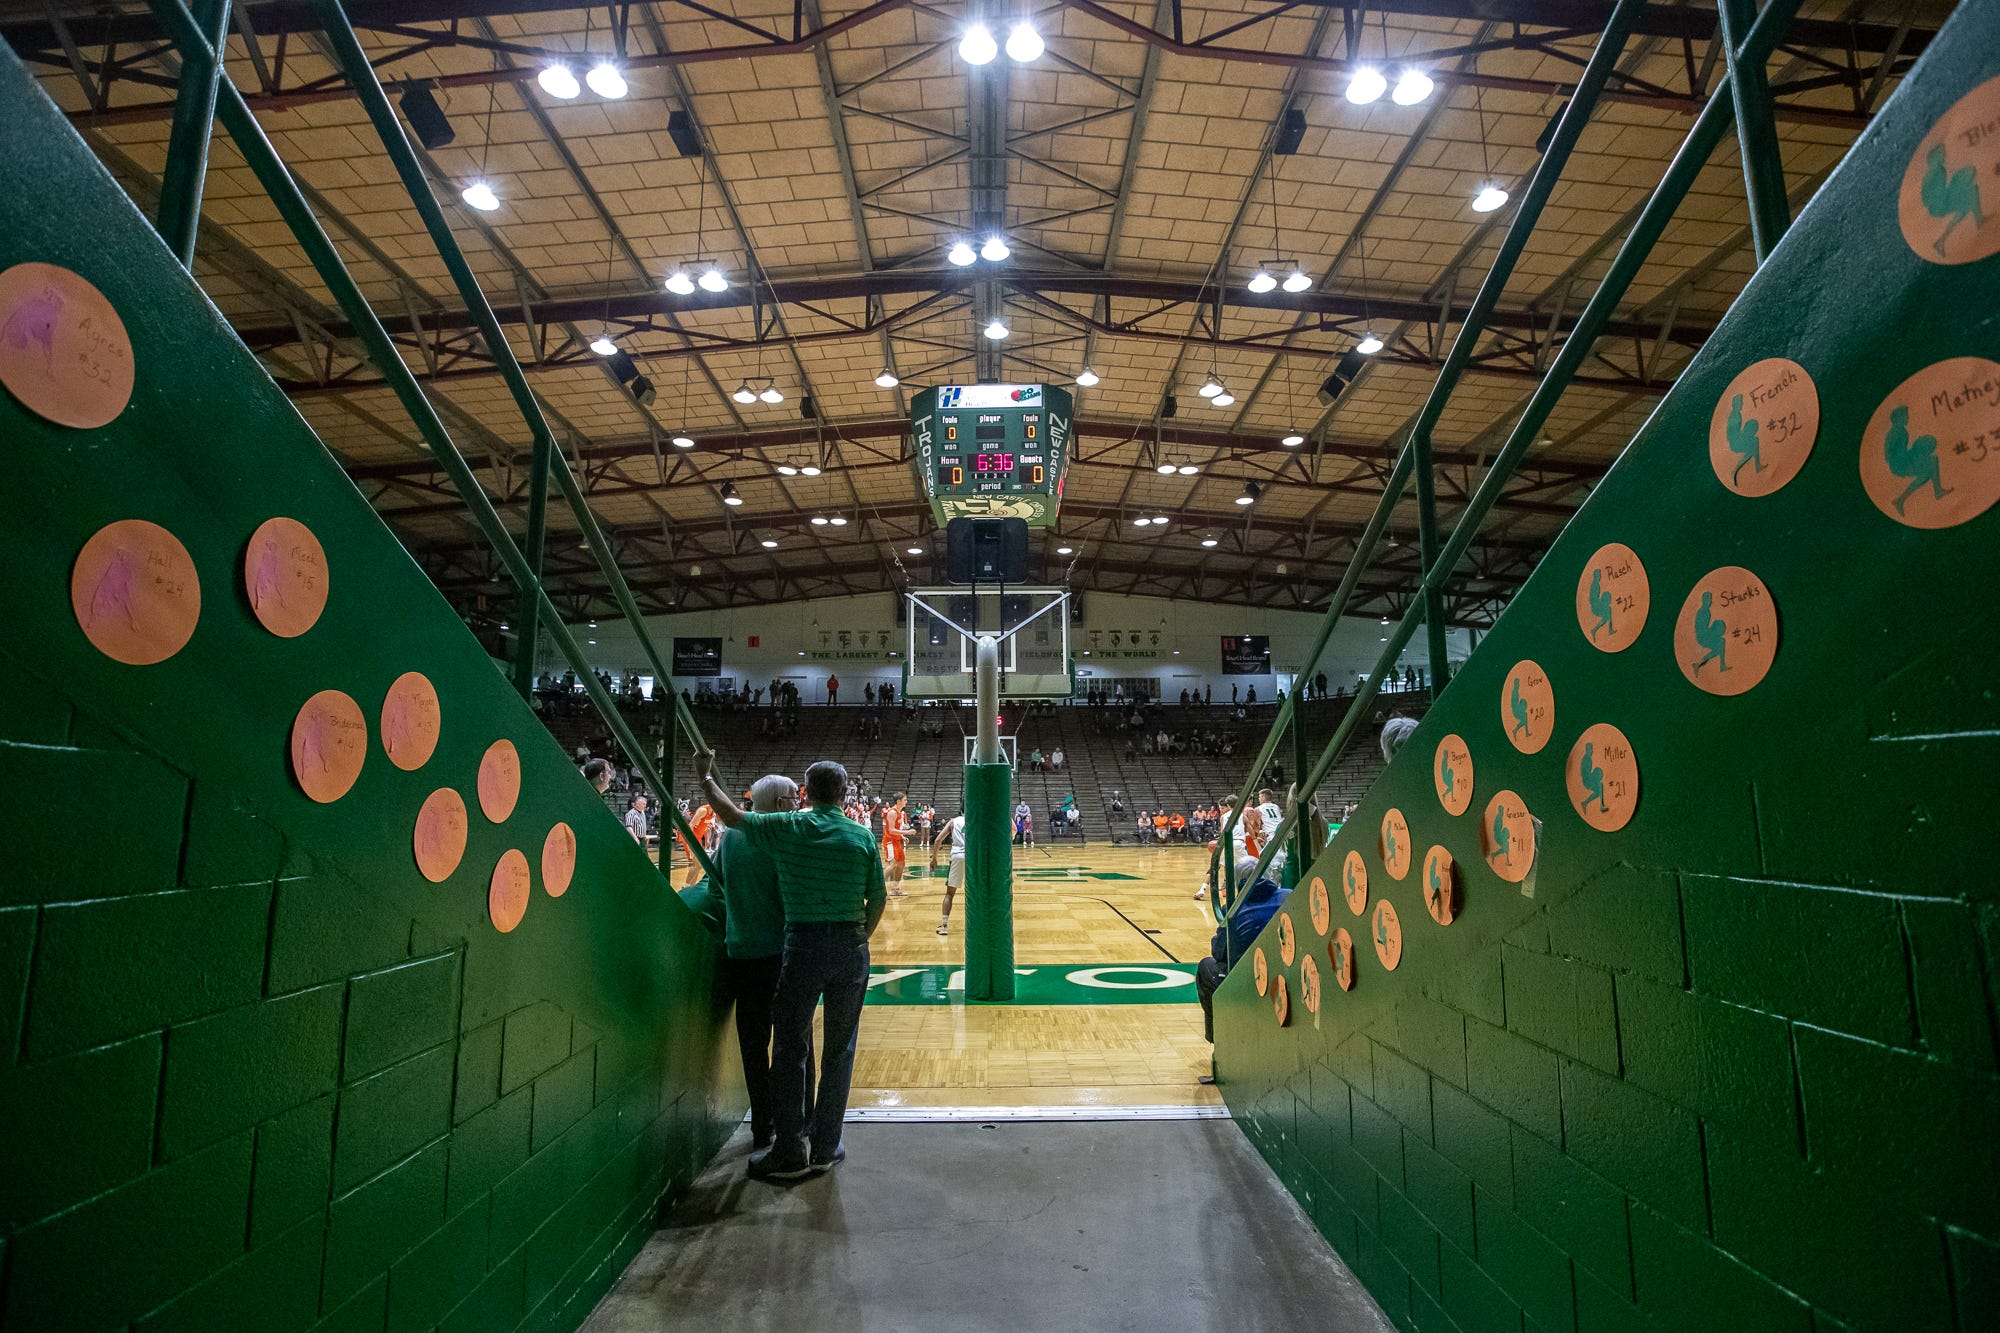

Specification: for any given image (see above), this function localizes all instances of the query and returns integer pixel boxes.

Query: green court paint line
[865,963,1197,1005]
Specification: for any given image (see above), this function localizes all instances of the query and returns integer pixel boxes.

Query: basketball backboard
[904,586,1072,699]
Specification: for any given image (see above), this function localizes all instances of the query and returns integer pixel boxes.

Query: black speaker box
[945,517,1029,584]
[399,85,455,150]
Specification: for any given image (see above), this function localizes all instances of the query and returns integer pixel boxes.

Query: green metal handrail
[1213,0,1803,952]
[144,0,722,885]
[1206,0,1642,925]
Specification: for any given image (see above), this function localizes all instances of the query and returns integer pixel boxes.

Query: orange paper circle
[1708,360,1818,498]
[381,672,442,771]
[1272,972,1291,1026]
[1252,947,1270,996]
[291,689,367,803]
[478,738,521,822]
[1483,790,1537,885]
[243,517,328,638]
[1423,845,1459,925]
[1575,543,1650,653]
[0,262,135,428]
[1379,808,1412,880]
[542,822,577,897]
[1371,899,1403,971]
[1341,849,1369,916]
[1898,75,2000,266]
[413,788,468,883]
[1675,567,1779,696]
[1329,928,1356,991]
[1308,876,1330,935]
[1567,723,1640,832]
[71,519,200,665]
[1858,358,2000,529]
[1501,660,1555,754]
[489,849,530,933]
[1301,953,1321,1014]
[1433,734,1473,816]
[1276,911,1296,966]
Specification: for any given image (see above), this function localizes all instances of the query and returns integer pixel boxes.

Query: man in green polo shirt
[715,774,801,1155]
[697,749,884,1181]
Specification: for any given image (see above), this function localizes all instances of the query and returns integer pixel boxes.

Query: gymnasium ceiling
[1,0,1958,626]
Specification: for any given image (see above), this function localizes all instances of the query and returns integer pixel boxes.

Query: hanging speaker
[800,395,817,420]
[1336,350,1367,379]
[945,517,1029,584]
[1273,108,1307,156]
[666,109,703,158]
[399,84,455,151]
[1317,373,1347,407]
[1161,394,1178,419]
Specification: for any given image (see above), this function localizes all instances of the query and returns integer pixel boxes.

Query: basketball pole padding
[964,633,1015,1000]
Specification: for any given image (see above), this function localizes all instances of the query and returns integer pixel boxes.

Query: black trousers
[724,953,804,1145]
[1196,956,1224,1043]
[769,923,869,1164]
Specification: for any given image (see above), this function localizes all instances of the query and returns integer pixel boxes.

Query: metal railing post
[1718,0,1793,261]
[511,436,549,700]
[154,0,230,265]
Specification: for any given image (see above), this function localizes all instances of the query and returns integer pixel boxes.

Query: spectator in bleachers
[1013,799,1034,847]
[1153,811,1170,843]
[1170,811,1188,841]
[1066,802,1083,843]
[1050,746,1065,772]
[1028,747,1045,772]
[1134,809,1150,844]
[583,757,611,794]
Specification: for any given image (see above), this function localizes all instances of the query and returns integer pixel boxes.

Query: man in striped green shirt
[697,749,884,1181]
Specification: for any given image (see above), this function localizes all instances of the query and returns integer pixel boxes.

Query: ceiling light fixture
[1281,433,1305,447]
[697,264,729,292]
[538,62,581,99]
[1212,391,1236,407]
[981,236,1010,261]
[1235,481,1262,506]
[875,370,900,388]
[1345,66,1387,104]
[1178,463,1200,476]
[586,61,627,98]
[1149,515,1169,526]
[1201,535,1220,547]
[664,269,695,295]
[1005,21,1044,62]
[1246,269,1278,294]
[1392,69,1434,105]
[732,381,756,404]
[984,319,1009,340]
[1282,269,1313,293]
[907,546,923,556]
[1198,377,1223,398]
[1056,545,1073,555]
[810,515,828,526]
[948,241,978,266]
[1472,185,1510,213]
[1075,368,1100,387]
[800,463,822,477]
[761,537,779,548]
[672,434,695,448]
[589,332,618,356]
[759,383,784,404]
[829,515,848,526]
[1357,333,1385,354]
[1156,460,1177,475]
[721,483,743,506]
[460,181,499,211]
[960,22,998,64]
[776,462,799,476]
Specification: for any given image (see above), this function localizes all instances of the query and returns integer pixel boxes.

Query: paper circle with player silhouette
[1252,947,1269,996]
[1272,971,1291,1026]
[1276,910,1296,965]
[412,787,468,883]
[1379,808,1412,880]
[489,849,530,933]
[1301,953,1321,1014]
[0,262,135,429]
[477,738,522,822]
[1898,76,2000,266]
[1483,789,1537,884]
[243,518,328,639]
[1674,567,1778,696]
[290,689,366,803]
[71,519,200,665]
[1329,928,1356,991]
[1566,723,1640,832]
[381,672,441,771]
[1500,660,1554,754]
[1308,876,1331,935]
[1708,361,1818,498]
[1574,544,1650,653]
[542,823,577,897]
[1371,899,1403,971]
[1858,358,2000,529]
[1341,849,1369,915]
[1433,733,1474,815]
[1422,845,1459,925]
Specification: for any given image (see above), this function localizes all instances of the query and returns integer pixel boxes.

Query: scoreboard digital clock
[911,383,1073,529]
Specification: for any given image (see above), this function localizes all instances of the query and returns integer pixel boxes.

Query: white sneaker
[937,921,949,935]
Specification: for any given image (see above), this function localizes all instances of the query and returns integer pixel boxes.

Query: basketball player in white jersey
[928,810,966,936]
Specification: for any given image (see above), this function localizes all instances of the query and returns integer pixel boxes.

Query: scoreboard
[911,383,1072,529]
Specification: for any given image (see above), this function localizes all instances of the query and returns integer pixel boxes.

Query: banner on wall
[806,627,898,662]
[1083,627,1163,660]
[672,637,723,676]
[1220,634,1271,674]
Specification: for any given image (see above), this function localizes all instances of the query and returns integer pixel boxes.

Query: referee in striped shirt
[696,748,885,1181]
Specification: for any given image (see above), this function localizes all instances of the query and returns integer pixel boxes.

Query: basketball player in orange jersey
[684,801,717,887]
[882,792,910,898]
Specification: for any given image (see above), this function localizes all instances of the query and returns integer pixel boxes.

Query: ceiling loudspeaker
[1273,108,1307,156]
[800,395,817,420]
[1161,393,1178,419]
[1335,349,1367,380]
[666,109,703,158]
[1317,373,1347,407]
[945,517,1029,584]
[399,84,454,151]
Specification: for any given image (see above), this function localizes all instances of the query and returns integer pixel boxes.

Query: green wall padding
[962,761,1016,1001]
[1214,6,2000,1331]
[0,43,740,1333]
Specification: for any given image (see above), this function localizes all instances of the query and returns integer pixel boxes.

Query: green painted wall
[1216,7,2000,1332]
[0,45,742,1332]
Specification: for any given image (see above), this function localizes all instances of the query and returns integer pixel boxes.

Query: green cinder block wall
[1215,5,2000,1331]
[0,43,742,1333]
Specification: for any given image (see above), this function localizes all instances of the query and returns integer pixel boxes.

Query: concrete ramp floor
[583,1120,1394,1333]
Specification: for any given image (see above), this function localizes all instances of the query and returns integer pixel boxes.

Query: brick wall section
[1214,8,2000,1332]
[0,45,742,1332]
